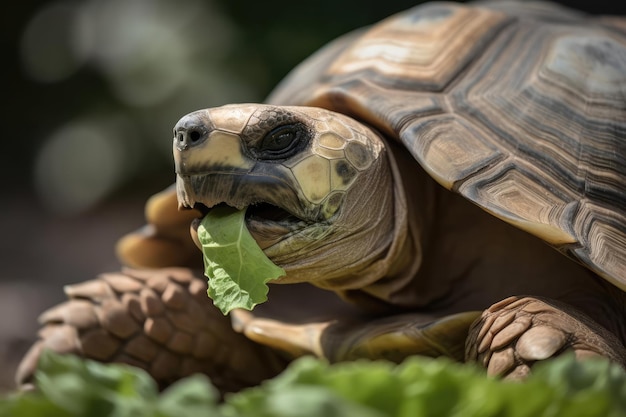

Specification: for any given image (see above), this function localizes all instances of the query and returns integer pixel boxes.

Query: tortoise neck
[287,131,398,291]
[332,138,441,311]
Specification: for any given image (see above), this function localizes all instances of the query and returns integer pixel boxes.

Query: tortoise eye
[259,124,306,160]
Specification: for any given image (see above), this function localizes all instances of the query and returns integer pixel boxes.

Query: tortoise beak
[172,109,325,224]
[173,110,255,211]
[173,108,320,252]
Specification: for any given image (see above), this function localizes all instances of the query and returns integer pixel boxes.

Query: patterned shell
[267,1,626,289]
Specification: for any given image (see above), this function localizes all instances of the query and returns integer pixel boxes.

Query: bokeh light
[34,118,130,214]
[21,0,256,214]
[20,1,84,83]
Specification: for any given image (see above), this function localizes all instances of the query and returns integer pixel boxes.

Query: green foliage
[198,206,286,314]
[2,351,625,417]
[0,350,218,417]
[226,356,626,417]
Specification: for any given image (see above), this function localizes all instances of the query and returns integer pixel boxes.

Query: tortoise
[17,0,626,392]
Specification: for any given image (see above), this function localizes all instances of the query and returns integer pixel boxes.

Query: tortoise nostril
[173,111,211,150]
[174,125,208,150]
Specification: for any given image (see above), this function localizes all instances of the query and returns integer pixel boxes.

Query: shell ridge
[266,1,626,282]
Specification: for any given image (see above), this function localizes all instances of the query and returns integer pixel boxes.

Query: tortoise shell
[266,1,626,287]
[16,1,626,392]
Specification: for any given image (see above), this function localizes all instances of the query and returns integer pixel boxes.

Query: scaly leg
[465,296,626,379]
[16,267,288,393]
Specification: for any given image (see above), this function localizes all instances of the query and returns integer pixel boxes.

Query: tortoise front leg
[465,296,626,379]
[233,309,480,363]
[16,267,288,393]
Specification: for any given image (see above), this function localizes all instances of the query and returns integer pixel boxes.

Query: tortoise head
[173,104,403,286]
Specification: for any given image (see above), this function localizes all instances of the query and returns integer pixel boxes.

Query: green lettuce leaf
[0,350,218,417]
[3,351,626,417]
[225,354,626,417]
[197,205,286,314]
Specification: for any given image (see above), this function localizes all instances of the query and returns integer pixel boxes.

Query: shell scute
[401,115,505,190]
[459,163,579,245]
[269,2,626,285]
[327,2,511,92]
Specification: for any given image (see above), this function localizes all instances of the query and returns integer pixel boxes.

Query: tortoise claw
[231,310,331,358]
[232,309,480,363]
[16,268,288,393]
[466,296,626,379]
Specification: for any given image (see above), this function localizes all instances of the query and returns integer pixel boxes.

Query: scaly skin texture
[16,268,288,393]
[466,296,626,379]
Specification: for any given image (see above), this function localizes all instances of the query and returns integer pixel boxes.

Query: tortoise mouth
[247,202,299,224]
[246,203,310,249]
[189,202,309,250]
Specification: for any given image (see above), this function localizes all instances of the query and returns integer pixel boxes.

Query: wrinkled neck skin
[328,139,439,311]
[270,140,398,288]
[273,133,437,312]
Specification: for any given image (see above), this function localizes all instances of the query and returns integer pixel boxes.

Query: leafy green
[197,205,286,314]
[2,351,626,417]
[224,355,626,417]
[0,350,218,417]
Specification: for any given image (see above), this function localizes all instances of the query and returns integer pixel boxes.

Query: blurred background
[1,0,624,392]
